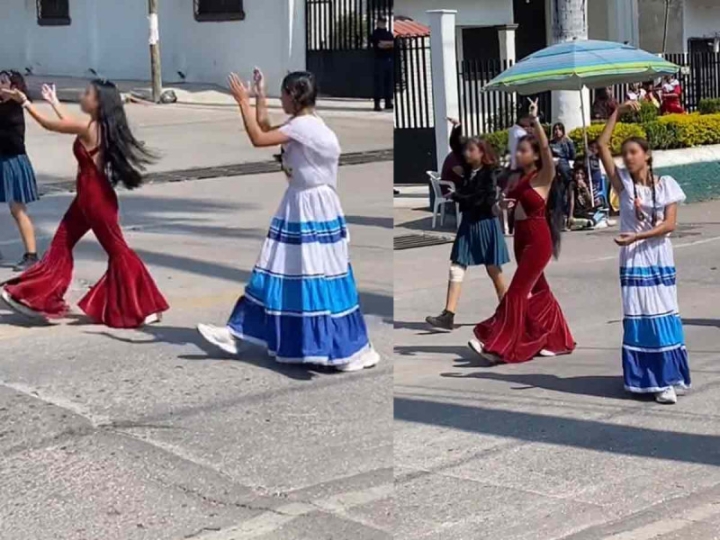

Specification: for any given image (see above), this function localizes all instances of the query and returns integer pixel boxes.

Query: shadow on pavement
[440,372,633,400]
[345,215,394,229]
[395,397,720,466]
[683,318,720,329]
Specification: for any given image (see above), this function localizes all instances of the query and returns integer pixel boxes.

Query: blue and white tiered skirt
[620,237,690,393]
[227,184,376,365]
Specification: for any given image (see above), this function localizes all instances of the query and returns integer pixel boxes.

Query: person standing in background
[507,115,532,170]
[370,16,394,112]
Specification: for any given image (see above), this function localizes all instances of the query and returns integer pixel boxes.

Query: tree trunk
[550,0,589,130]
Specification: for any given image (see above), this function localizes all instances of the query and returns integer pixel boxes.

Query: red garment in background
[440,151,464,195]
[4,139,168,328]
[661,84,685,115]
[473,173,575,362]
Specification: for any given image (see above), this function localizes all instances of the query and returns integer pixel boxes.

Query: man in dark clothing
[370,16,394,112]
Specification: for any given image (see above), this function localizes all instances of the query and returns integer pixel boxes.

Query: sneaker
[336,348,381,372]
[143,313,162,326]
[468,338,503,364]
[12,253,39,273]
[539,349,556,357]
[426,310,455,331]
[0,288,47,321]
[197,323,239,355]
[674,385,688,396]
[655,387,678,404]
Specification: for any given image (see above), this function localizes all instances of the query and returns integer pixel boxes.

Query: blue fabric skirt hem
[0,154,39,204]
[622,345,691,393]
[451,217,509,267]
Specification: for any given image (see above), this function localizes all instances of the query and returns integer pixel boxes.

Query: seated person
[440,118,465,196]
[566,165,608,230]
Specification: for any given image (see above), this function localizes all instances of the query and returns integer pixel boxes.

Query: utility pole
[662,0,671,54]
[148,0,162,103]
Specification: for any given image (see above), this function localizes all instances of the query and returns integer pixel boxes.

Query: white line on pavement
[190,484,392,540]
[603,501,720,540]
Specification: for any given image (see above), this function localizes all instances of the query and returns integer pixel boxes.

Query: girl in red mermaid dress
[469,99,575,363]
[0,80,168,328]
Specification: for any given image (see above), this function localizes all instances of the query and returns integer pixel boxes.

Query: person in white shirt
[507,115,533,170]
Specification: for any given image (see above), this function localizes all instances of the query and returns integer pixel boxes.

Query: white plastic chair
[427,171,460,230]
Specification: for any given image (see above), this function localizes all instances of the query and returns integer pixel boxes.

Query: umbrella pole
[580,88,594,202]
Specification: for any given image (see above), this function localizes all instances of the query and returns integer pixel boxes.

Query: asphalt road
[0,162,393,540]
[394,200,720,540]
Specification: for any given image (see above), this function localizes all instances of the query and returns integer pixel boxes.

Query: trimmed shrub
[658,113,720,147]
[484,129,509,157]
[619,101,658,124]
[644,121,681,150]
[699,98,720,115]
[569,122,646,155]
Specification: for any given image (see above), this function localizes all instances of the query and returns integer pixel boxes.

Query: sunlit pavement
[394,200,720,540]
[0,163,392,540]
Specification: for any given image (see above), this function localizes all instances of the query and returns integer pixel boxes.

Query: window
[194,0,245,22]
[37,0,71,26]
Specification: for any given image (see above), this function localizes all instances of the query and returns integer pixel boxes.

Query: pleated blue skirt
[0,154,39,204]
[451,217,510,267]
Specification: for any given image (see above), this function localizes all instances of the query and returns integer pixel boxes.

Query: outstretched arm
[229,73,290,148]
[598,101,638,195]
[528,98,555,186]
[42,84,68,120]
[0,88,88,135]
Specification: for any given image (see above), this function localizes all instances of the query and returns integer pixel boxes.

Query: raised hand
[252,67,266,97]
[618,100,641,115]
[41,83,59,105]
[447,117,460,127]
[527,97,539,118]
[228,73,250,105]
[0,88,27,104]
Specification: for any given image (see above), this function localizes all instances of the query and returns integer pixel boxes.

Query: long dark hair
[91,79,156,189]
[519,134,563,258]
[282,71,318,115]
[0,70,30,100]
[622,136,657,225]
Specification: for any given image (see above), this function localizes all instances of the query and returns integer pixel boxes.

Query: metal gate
[394,35,436,184]
[306,0,393,98]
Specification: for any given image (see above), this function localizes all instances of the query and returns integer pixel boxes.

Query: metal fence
[457,58,553,135]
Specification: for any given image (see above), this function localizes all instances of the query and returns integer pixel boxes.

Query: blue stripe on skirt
[623,345,691,392]
[622,312,685,349]
[227,295,371,364]
[245,268,359,315]
[0,154,39,204]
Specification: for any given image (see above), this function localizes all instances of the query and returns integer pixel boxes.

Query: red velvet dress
[4,139,169,328]
[473,173,575,363]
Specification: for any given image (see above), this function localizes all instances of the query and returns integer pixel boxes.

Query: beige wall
[638,0,685,53]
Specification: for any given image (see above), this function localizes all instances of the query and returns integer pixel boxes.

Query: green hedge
[568,123,646,155]
[699,98,720,115]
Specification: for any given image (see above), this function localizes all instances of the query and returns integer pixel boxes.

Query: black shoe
[13,253,39,273]
[374,105,382,112]
[384,102,394,110]
[426,310,455,331]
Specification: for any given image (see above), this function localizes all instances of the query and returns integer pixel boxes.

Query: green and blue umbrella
[484,39,679,95]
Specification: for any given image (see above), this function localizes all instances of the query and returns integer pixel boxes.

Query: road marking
[190,484,392,539]
[604,501,720,540]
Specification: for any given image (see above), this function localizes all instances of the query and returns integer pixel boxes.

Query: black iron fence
[394,35,436,184]
[457,58,553,134]
[306,0,393,98]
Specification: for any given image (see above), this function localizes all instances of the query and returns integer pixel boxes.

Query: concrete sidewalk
[394,199,720,539]
[25,75,383,114]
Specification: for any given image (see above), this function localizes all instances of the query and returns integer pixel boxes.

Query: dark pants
[374,58,393,108]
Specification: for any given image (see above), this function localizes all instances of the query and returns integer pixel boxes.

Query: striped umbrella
[484,39,679,95]
[484,40,679,203]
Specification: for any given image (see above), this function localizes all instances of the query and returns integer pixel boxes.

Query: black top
[0,101,26,157]
[371,28,394,60]
[448,124,501,222]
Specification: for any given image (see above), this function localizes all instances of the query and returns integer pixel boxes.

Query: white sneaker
[674,385,688,396]
[336,348,381,372]
[197,323,239,355]
[143,313,162,326]
[594,220,609,229]
[0,288,47,322]
[468,339,502,364]
[655,387,678,404]
[539,349,556,357]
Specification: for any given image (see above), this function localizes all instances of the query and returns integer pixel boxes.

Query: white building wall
[394,0,512,28]
[0,0,305,95]
[684,0,720,44]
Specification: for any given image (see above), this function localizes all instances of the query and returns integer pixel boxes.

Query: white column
[429,10,459,172]
[607,0,639,46]
[285,0,306,73]
[497,24,518,64]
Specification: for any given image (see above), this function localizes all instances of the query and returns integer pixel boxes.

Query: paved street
[395,201,720,539]
[25,102,392,189]
[0,161,393,539]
